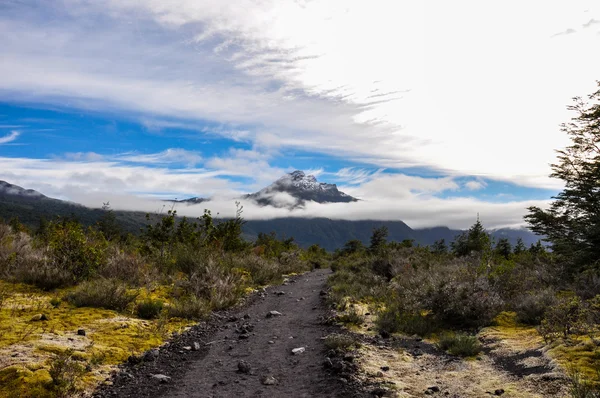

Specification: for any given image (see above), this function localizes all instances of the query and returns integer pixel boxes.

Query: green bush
[436,332,482,357]
[65,278,137,311]
[168,296,208,320]
[136,298,164,319]
[569,367,600,398]
[48,221,108,282]
[375,305,438,337]
[48,349,86,397]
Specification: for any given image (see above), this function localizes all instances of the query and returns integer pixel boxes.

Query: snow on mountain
[245,170,358,207]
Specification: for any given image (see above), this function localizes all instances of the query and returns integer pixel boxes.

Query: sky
[1,0,599,229]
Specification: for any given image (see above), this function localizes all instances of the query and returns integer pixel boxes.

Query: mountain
[0,179,542,251]
[169,197,209,205]
[0,180,48,199]
[244,170,358,207]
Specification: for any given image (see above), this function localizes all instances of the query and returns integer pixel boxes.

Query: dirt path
[94,269,357,398]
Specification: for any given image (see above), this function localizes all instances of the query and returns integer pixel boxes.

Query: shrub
[65,279,137,311]
[538,293,584,342]
[99,247,152,286]
[569,367,600,398]
[324,333,358,352]
[14,260,74,291]
[168,296,208,320]
[337,306,365,326]
[47,221,108,282]
[513,289,557,325]
[436,333,482,357]
[48,349,86,397]
[49,297,61,308]
[375,305,438,337]
[136,298,164,319]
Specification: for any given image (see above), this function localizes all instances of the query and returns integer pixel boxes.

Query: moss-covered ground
[0,280,192,398]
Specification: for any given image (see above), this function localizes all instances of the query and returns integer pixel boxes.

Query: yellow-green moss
[0,279,193,397]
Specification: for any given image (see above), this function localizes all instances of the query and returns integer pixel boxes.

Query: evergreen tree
[494,238,512,260]
[369,226,388,253]
[431,239,448,254]
[451,216,491,256]
[513,237,526,255]
[97,202,122,241]
[526,82,600,271]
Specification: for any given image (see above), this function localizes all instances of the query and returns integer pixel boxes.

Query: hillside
[0,180,541,251]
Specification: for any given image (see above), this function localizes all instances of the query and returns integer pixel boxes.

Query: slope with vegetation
[327,82,600,397]
[0,204,317,397]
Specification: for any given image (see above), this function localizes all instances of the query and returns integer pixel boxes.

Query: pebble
[150,374,171,384]
[261,375,277,385]
[237,360,251,374]
[266,311,282,318]
[77,329,86,336]
[292,347,306,355]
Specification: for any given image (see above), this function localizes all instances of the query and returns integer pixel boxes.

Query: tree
[97,202,122,241]
[494,238,512,260]
[451,216,491,256]
[513,237,526,255]
[525,82,600,271]
[431,239,448,254]
[341,239,365,255]
[369,226,388,253]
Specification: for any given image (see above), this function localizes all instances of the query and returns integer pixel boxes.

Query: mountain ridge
[0,179,542,251]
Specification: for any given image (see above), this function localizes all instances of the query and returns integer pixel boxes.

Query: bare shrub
[513,288,558,325]
[99,246,153,286]
[177,260,246,310]
[65,278,138,311]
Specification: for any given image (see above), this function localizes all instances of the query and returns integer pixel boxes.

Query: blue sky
[1,0,599,228]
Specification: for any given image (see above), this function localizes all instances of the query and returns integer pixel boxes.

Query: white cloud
[0,130,20,144]
[465,179,487,191]
[116,149,202,167]
[1,0,599,192]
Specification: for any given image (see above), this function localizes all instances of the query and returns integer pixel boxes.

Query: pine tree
[451,216,491,256]
[513,237,526,255]
[525,82,600,271]
[494,238,512,260]
[369,226,388,253]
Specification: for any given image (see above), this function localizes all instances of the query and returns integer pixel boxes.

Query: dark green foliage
[436,333,482,357]
[341,239,365,256]
[514,237,527,255]
[136,298,164,320]
[431,239,448,254]
[97,202,122,242]
[451,217,491,256]
[47,220,108,283]
[369,226,388,253]
[65,279,137,311]
[495,238,512,260]
[526,82,600,273]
